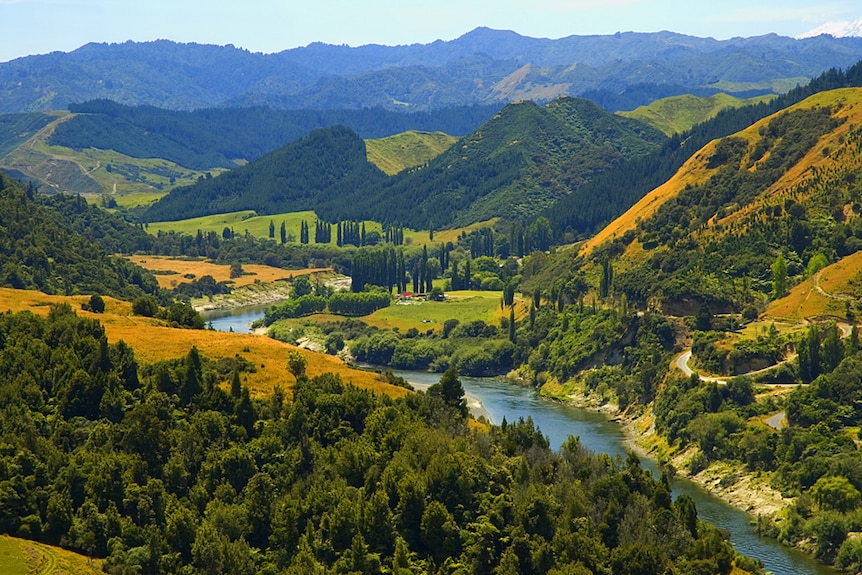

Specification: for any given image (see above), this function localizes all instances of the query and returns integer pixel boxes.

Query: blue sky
[3,0,860,63]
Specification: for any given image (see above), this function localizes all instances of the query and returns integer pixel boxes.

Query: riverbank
[191,272,352,312]
[617,405,792,518]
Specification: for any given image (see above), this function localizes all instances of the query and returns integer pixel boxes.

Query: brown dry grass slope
[765,250,862,322]
[0,288,404,399]
[127,256,327,289]
[581,88,862,257]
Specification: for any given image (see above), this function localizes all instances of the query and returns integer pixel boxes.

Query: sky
[2,0,860,63]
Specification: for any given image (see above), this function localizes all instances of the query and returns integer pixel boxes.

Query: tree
[428,366,467,417]
[695,302,712,331]
[772,252,788,299]
[509,307,516,343]
[599,255,613,299]
[132,295,159,317]
[268,220,275,239]
[230,262,244,279]
[287,350,307,378]
[230,368,242,398]
[87,294,106,313]
[280,221,287,244]
[821,322,843,374]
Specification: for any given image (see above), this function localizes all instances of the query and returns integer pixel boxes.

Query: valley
[4,24,862,575]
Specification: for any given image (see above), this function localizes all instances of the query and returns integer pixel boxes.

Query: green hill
[618,93,776,136]
[144,98,666,228]
[0,172,158,298]
[365,131,458,175]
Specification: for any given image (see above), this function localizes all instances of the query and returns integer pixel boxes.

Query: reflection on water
[200,304,272,334]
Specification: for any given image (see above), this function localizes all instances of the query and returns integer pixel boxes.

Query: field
[365,130,458,175]
[126,255,326,288]
[0,288,405,399]
[0,534,102,575]
[364,291,526,333]
[146,209,495,248]
[274,291,528,336]
[765,250,862,323]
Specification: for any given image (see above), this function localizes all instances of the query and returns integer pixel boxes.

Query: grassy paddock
[126,255,326,288]
[365,131,457,175]
[766,250,862,322]
[276,290,528,335]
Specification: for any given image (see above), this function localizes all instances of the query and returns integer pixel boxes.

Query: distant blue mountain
[2,28,862,112]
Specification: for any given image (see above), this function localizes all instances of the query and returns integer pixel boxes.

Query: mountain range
[4,27,862,113]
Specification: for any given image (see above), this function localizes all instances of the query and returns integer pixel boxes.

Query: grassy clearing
[619,93,775,136]
[0,288,404,399]
[146,210,386,245]
[126,255,325,288]
[766,250,862,322]
[267,291,528,336]
[360,291,528,333]
[0,534,103,575]
[365,131,458,175]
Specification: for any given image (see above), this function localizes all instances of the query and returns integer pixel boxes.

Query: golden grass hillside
[127,255,326,289]
[0,288,404,399]
[582,88,862,257]
[765,250,862,323]
[0,534,102,575]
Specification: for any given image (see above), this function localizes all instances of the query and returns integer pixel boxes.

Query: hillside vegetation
[585,88,862,312]
[365,131,458,175]
[619,93,776,136]
[143,98,666,228]
[547,59,862,240]
[0,173,158,299]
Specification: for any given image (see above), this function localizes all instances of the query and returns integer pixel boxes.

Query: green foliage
[264,295,327,325]
[144,98,664,228]
[548,58,862,238]
[0,301,762,574]
[0,174,158,300]
[328,291,391,317]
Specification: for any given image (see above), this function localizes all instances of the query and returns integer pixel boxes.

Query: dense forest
[0,304,756,575]
[143,98,665,228]
[0,174,158,299]
[51,101,501,170]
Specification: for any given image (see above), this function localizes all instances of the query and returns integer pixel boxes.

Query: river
[209,307,837,575]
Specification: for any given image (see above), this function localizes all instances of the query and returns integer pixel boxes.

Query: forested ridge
[0,304,755,575]
[143,98,665,228]
[0,173,158,299]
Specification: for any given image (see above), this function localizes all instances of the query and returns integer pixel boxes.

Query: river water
[209,307,837,575]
